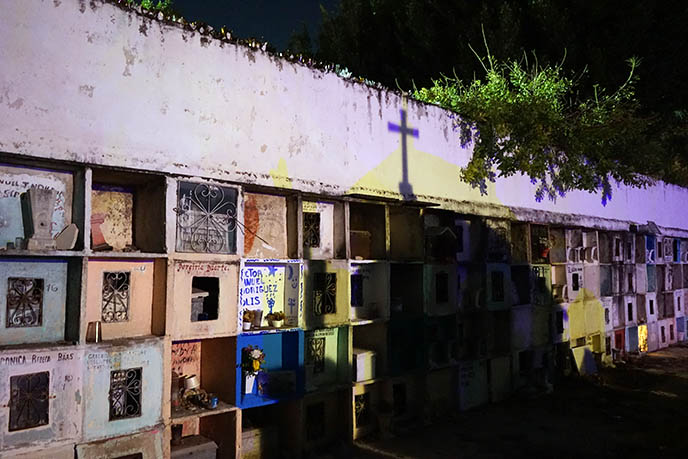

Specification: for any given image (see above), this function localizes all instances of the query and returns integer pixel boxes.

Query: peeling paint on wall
[81,339,163,442]
[91,187,134,250]
[243,192,287,258]
[0,165,73,245]
[76,426,164,458]
[0,347,82,452]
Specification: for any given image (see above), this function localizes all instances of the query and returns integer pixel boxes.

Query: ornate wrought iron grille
[109,367,142,421]
[6,278,44,328]
[350,274,363,308]
[176,182,237,253]
[354,393,370,427]
[303,212,321,248]
[307,337,326,374]
[305,402,325,441]
[487,226,508,261]
[9,371,50,431]
[102,272,130,323]
[313,273,336,315]
[491,271,505,302]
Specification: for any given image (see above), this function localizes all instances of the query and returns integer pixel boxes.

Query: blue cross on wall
[388,109,419,199]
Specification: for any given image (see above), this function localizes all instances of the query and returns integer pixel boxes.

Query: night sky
[172,0,340,50]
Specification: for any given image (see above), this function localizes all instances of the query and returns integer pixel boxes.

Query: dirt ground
[342,345,688,459]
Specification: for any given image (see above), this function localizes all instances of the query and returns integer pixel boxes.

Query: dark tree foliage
[315,0,688,190]
[286,22,314,56]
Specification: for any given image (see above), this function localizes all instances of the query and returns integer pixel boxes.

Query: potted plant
[240,345,265,394]
[242,310,255,331]
[266,311,285,328]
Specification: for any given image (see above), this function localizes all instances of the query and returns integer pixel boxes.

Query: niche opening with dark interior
[390,264,423,317]
[349,202,386,260]
[389,206,423,260]
[424,209,461,263]
[436,272,449,304]
[91,168,166,253]
[191,277,219,322]
[530,225,550,264]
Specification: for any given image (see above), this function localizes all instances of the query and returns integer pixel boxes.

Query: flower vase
[244,372,256,394]
[273,319,283,328]
[243,321,252,331]
[251,310,263,328]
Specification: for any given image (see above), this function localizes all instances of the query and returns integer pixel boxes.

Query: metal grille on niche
[109,367,142,421]
[313,273,336,315]
[102,272,130,323]
[176,181,237,254]
[6,277,44,328]
[307,337,326,374]
[354,393,371,427]
[303,212,321,248]
[487,226,508,261]
[9,371,50,431]
[491,271,505,302]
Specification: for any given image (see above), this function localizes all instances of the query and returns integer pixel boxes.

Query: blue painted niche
[236,329,304,409]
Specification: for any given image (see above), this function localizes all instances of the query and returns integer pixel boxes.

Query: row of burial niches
[235,332,351,456]
[0,163,170,254]
[169,254,395,344]
[236,387,353,458]
[168,331,348,455]
[0,163,277,257]
[238,257,394,329]
[244,195,424,261]
[236,260,349,399]
[0,255,166,347]
[0,167,169,346]
[0,338,163,453]
[93,174,241,256]
[169,336,306,455]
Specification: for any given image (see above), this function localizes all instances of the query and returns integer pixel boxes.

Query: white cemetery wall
[2,1,688,232]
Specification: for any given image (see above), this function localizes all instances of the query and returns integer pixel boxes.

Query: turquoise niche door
[627,326,639,352]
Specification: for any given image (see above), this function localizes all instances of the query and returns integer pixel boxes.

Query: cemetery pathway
[343,345,688,459]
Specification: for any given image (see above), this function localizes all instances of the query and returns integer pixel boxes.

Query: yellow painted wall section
[568,289,605,346]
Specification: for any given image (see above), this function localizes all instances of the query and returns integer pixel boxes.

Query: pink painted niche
[84,258,160,340]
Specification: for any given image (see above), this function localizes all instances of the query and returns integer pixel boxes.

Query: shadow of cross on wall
[388,109,419,200]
